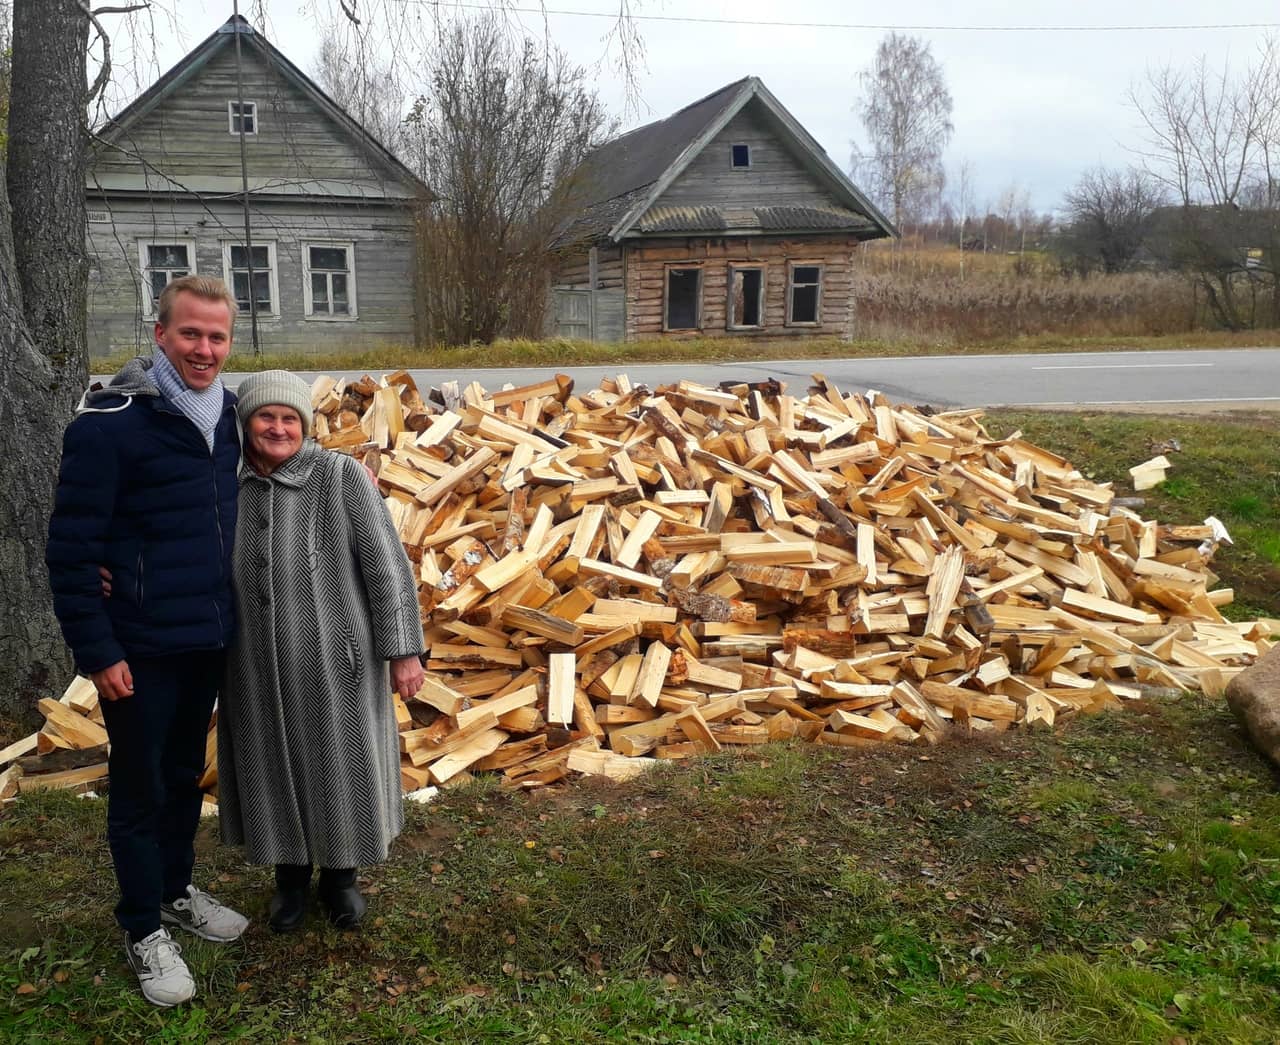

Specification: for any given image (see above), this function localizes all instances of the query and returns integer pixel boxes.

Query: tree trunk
[0,0,89,722]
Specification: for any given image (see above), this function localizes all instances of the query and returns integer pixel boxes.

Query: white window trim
[726,264,766,330]
[138,238,197,320]
[663,264,703,332]
[785,261,823,327]
[227,99,258,136]
[302,240,359,321]
[731,142,752,169]
[221,240,279,317]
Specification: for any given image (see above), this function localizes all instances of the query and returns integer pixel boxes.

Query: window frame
[785,261,824,327]
[137,239,198,320]
[663,264,704,332]
[227,100,258,136]
[220,239,279,317]
[302,240,359,321]
[730,143,752,169]
[726,264,766,331]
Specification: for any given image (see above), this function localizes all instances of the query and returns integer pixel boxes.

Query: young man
[46,275,249,1007]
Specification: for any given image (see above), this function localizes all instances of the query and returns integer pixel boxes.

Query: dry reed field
[854,243,1199,343]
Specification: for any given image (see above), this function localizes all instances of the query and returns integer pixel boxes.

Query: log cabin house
[548,76,896,342]
[85,15,429,356]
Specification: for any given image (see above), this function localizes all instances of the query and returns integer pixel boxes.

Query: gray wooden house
[86,15,428,356]
[548,77,895,342]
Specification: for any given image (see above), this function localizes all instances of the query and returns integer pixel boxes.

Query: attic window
[229,100,257,135]
[731,143,751,169]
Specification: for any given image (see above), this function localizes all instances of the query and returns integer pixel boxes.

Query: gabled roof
[556,76,896,246]
[95,15,430,200]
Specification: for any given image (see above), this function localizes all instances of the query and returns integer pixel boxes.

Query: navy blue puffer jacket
[46,357,240,674]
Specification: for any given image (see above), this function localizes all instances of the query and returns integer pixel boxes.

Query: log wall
[623,237,860,341]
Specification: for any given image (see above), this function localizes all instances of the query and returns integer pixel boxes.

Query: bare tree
[1056,166,1165,274]
[851,32,954,229]
[1130,36,1280,327]
[406,15,613,344]
[995,182,1029,253]
[312,30,409,158]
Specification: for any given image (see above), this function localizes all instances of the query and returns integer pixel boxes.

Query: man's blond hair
[157,275,239,327]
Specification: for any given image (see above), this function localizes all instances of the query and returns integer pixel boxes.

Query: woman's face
[247,405,304,472]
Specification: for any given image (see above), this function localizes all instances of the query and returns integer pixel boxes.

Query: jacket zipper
[136,551,144,607]
[157,394,231,643]
[211,425,227,640]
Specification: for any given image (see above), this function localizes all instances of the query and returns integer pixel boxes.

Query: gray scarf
[151,347,225,451]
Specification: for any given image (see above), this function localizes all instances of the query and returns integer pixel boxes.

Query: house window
[731,143,751,169]
[138,240,196,317]
[228,100,257,135]
[304,242,357,319]
[787,263,822,325]
[222,242,278,315]
[727,266,764,329]
[664,267,702,331]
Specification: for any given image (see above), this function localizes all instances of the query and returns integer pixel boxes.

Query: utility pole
[231,1,261,355]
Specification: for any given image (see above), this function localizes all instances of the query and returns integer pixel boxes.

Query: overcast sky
[111,0,1275,216]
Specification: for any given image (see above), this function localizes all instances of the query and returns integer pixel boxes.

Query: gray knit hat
[235,370,313,426]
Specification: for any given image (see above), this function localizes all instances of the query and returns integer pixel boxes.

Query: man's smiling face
[154,292,234,391]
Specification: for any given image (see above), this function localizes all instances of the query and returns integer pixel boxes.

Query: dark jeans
[99,650,223,941]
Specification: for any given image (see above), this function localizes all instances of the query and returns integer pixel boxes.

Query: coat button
[259,593,270,606]
[258,556,268,569]
[259,517,270,530]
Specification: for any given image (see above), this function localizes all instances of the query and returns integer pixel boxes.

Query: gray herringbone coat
[218,440,424,868]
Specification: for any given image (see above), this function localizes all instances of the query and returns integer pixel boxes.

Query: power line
[388,1,1279,33]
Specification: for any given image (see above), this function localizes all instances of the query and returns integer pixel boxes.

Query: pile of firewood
[3,370,1272,802]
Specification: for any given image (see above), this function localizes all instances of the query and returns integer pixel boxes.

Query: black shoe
[268,886,309,933]
[269,863,312,934]
[318,867,366,929]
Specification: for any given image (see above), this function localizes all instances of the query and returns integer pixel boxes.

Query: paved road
[106,348,1280,410]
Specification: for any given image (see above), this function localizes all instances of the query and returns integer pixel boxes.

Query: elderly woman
[217,370,425,932]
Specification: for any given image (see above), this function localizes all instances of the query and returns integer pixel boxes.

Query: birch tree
[1130,36,1280,328]
[851,32,954,229]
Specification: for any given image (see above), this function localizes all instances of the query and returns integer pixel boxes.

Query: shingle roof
[554,77,895,247]
[634,204,877,235]
[565,80,749,217]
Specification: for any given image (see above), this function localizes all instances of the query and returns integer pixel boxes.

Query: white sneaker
[161,884,250,942]
[124,928,195,1008]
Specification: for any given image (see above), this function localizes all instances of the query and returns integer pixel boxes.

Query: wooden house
[548,77,895,342]
[86,15,428,356]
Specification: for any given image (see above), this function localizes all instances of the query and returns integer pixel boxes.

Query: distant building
[548,77,895,342]
[1142,204,1276,274]
[86,15,429,356]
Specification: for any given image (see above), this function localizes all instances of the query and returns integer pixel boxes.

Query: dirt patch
[0,905,41,950]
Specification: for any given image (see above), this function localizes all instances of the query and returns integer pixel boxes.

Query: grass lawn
[91,329,1280,376]
[2,409,1278,1042]
[2,701,1278,1042]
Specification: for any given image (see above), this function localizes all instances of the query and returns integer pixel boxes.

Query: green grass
[91,328,1280,375]
[3,698,1279,1042]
